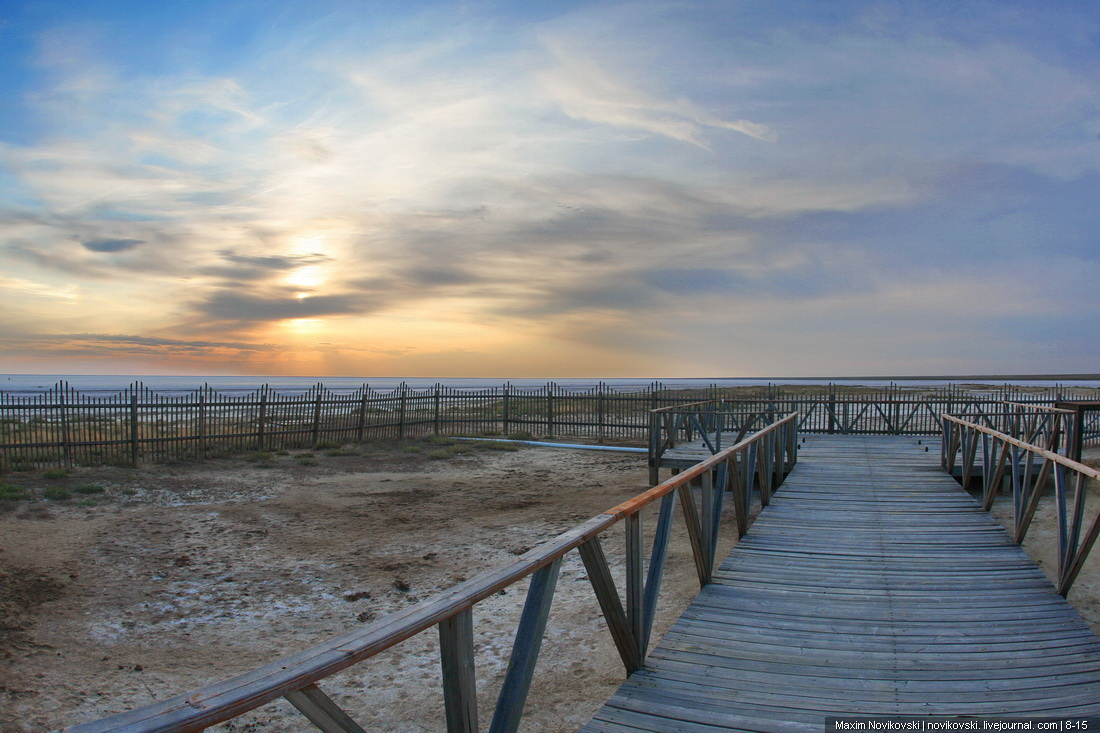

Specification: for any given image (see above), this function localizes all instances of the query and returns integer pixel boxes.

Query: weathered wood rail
[3,381,1096,470]
[56,415,799,732]
[943,412,1100,596]
[582,435,1100,730]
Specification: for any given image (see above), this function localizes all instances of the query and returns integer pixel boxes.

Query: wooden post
[130,392,140,467]
[625,513,643,660]
[545,383,554,437]
[433,384,442,435]
[312,387,323,447]
[827,384,837,434]
[439,608,478,733]
[198,394,207,460]
[597,382,606,441]
[398,383,407,439]
[677,484,710,588]
[648,410,661,485]
[283,683,368,733]
[642,492,675,652]
[58,385,72,469]
[489,558,561,733]
[355,389,367,444]
[578,538,642,674]
[502,383,511,436]
[258,390,268,450]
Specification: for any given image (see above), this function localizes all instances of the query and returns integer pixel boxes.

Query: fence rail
[57,414,799,733]
[2,381,1097,470]
[942,413,1100,596]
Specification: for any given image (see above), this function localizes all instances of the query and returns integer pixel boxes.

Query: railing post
[489,558,562,733]
[284,683,368,733]
[579,537,642,674]
[439,607,478,733]
[648,409,661,484]
[502,382,511,436]
[198,394,207,459]
[828,384,837,434]
[59,385,72,469]
[546,383,554,437]
[312,386,323,447]
[259,389,269,450]
[355,389,366,443]
[433,384,442,435]
[625,513,643,659]
[642,493,676,652]
[130,392,140,468]
[597,382,606,441]
[398,383,407,439]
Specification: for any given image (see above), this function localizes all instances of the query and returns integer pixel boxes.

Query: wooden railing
[57,414,799,733]
[3,381,1095,471]
[942,412,1100,597]
[647,400,784,482]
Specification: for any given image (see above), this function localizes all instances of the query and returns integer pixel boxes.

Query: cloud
[1,1,1099,377]
[82,238,145,253]
[538,36,777,146]
[62,332,270,351]
[195,289,377,323]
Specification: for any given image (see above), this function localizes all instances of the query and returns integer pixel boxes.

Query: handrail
[647,403,777,482]
[941,413,1100,597]
[1002,401,1075,413]
[59,414,799,733]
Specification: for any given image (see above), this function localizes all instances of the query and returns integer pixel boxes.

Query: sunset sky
[1,1,1098,378]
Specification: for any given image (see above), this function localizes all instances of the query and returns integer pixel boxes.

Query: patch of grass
[324,448,358,457]
[244,452,274,463]
[0,483,26,501]
[121,488,138,496]
[420,435,458,446]
[426,449,454,460]
[401,445,423,454]
[43,469,69,480]
[477,440,521,452]
[74,484,105,495]
[43,486,71,501]
[506,431,533,441]
[297,456,319,467]
[315,439,343,450]
[77,498,99,507]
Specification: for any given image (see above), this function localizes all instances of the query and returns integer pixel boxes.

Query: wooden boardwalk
[582,435,1100,731]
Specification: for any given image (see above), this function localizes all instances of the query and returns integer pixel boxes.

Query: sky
[0,0,1098,379]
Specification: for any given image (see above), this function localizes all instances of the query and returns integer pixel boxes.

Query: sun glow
[282,233,334,293]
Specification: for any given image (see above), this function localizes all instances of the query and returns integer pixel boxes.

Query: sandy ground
[985,447,1100,631]
[3,439,1099,733]
[1,438,735,733]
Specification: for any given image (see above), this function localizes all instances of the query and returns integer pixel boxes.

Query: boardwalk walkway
[582,435,1100,731]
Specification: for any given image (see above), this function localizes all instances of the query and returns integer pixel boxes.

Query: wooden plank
[489,558,561,733]
[282,683,367,733]
[438,608,478,733]
[578,537,642,674]
[580,435,1100,731]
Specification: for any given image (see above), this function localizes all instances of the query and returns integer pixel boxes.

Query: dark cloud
[497,280,659,319]
[81,238,145,253]
[400,266,483,286]
[641,268,738,294]
[201,250,332,281]
[62,333,267,350]
[197,290,376,322]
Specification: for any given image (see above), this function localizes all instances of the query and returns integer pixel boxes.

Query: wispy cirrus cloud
[538,37,777,146]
